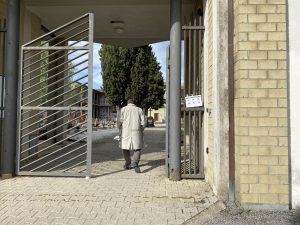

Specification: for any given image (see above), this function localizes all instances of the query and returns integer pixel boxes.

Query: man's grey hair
[127,98,134,104]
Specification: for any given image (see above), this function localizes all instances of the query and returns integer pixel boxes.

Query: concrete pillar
[1,0,20,178]
[169,0,182,181]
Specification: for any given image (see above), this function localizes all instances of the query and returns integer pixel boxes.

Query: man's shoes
[134,166,141,173]
[123,164,131,170]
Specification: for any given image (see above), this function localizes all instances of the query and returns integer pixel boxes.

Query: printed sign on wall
[185,95,203,108]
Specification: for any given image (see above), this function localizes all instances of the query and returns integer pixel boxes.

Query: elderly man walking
[117,98,145,173]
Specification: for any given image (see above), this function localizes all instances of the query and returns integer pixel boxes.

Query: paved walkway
[0,126,217,225]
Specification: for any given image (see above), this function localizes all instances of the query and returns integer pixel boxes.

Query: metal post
[169,0,181,181]
[1,0,20,178]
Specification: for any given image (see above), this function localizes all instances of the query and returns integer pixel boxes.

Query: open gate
[17,14,94,177]
[181,13,205,179]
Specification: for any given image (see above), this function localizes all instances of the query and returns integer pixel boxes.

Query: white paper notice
[185,95,203,108]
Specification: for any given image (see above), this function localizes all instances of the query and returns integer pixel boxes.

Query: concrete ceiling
[25,0,195,47]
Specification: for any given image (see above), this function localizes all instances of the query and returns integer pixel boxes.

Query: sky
[69,41,180,89]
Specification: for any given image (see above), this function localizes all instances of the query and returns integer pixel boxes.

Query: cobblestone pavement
[0,126,217,225]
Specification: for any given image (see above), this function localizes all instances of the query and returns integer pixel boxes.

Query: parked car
[146,116,154,127]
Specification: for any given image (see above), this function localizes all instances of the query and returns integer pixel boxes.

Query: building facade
[0,0,299,210]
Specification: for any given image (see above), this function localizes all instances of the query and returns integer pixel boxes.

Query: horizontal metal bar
[20,129,87,161]
[0,28,7,32]
[54,89,88,107]
[63,159,87,172]
[182,25,205,30]
[20,121,87,155]
[20,137,86,170]
[181,174,204,179]
[23,13,89,47]
[181,107,205,112]
[47,152,86,172]
[30,143,87,172]
[22,65,88,101]
[23,46,89,51]
[54,28,89,47]
[21,113,87,146]
[17,171,87,177]
[24,75,88,107]
[37,20,89,48]
[23,51,88,80]
[21,106,88,111]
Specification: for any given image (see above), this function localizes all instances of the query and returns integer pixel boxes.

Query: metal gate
[0,18,6,173]
[181,13,205,179]
[17,13,94,177]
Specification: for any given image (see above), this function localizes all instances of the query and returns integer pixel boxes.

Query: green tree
[100,44,165,112]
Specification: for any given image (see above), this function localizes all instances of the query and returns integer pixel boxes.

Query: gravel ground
[202,202,300,225]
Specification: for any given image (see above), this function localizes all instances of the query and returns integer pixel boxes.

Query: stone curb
[182,200,226,225]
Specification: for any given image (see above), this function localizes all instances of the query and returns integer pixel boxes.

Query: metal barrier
[181,13,205,179]
[17,13,94,177]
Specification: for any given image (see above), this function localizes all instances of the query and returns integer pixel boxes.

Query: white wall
[288,0,300,209]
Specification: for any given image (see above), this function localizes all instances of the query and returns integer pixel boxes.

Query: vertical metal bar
[86,13,94,177]
[199,16,204,177]
[183,17,187,176]
[193,15,197,175]
[169,0,182,181]
[165,46,170,177]
[2,0,20,178]
[188,15,192,175]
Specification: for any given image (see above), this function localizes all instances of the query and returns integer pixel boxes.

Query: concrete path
[0,126,217,225]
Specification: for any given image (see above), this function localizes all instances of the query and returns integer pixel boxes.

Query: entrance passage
[181,13,205,179]
[17,14,94,177]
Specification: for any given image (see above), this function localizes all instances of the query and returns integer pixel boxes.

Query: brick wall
[234,0,288,207]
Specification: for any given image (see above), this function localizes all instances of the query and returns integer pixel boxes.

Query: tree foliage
[100,45,165,112]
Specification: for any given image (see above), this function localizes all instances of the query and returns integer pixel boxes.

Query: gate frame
[16,13,94,177]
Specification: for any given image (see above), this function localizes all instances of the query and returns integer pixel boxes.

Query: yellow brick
[279,175,288,184]
[258,118,278,127]
[236,89,249,98]
[240,127,249,136]
[268,51,286,59]
[238,15,248,23]
[238,33,249,42]
[239,79,257,88]
[240,118,258,126]
[278,99,287,107]
[248,108,269,117]
[279,194,289,204]
[240,155,259,165]
[278,118,288,126]
[249,32,267,41]
[269,108,287,118]
[240,184,249,193]
[236,70,249,79]
[257,5,276,13]
[269,184,288,194]
[239,41,257,50]
[248,15,266,23]
[237,51,249,60]
[259,156,278,165]
[259,175,279,184]
[249,184,269,193]
[240,98,258,107]
[277,23,286,32]
[240,165,249,174]
[258,41,277,50]
[249,70,267,79]
[249,51,267,60]
[257,23,277,32]
[268,70,286,79]
[270,147,287,156]
[269,166,288,175]
[269,89,287,98]
[278,80,287,88]
[249,165,269,175]
[249,146,270,155]
[239,5,257,13]
[248,89,268,97]
[277,42,287,50]
[269,127,287,136]
[279,156,288,165]
[249,127,268,136]
[259,98,277,107]
[248,0,267,4]
[279,137,288,146]
[267,0,286,4]
[240,194,259,203]
[276,5,286,13]
[259,137,278,146]
[278,60,287,69]
[259,194,279,204]
[268,32,286,41]
[240,137,259,146]
[258,80,277,88]
[240,175,259,184]
[258,60,277,69]
[238,60,258,69]
[239,24,257,32]
[267,14,286,23]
